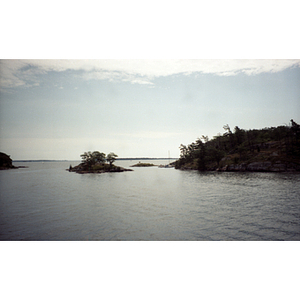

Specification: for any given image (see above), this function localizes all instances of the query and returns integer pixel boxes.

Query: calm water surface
[1,160,299,240]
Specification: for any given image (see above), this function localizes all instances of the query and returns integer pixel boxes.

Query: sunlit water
[1,160,299,240]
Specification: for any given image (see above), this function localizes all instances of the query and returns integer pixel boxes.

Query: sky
[0,1,299,161]
[0,59,299,160]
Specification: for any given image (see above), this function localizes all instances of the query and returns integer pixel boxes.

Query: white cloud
[1,59,300,89]
[0,60,27,88]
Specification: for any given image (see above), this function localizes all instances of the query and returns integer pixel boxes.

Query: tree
[223,124,232,135]
[208,147,224,167]
[80,151,93,169]
[80,151,106,170]
[223,124,235,150]
[106,152,118,168]
[201,135,209,143]
[196,139,206,171]
[93,151,106,164]
[179,144,188,159]
[234,126,246,145]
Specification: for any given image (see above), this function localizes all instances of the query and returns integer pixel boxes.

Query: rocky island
[68,151,133,174]
[0,152,16,169]
[130,162,156,167]
[174,119,300,172]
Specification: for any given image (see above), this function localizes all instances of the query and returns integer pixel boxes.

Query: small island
[130,162,156,167]
[0,152,16,169]
[68,151,133,174]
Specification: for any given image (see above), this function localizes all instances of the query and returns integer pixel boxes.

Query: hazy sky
[0,59,299,160]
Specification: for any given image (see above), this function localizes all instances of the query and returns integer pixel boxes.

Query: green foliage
[207,147,224,167]
[175,120,300,170]
[106,152,118,167]
[80,151,116,170]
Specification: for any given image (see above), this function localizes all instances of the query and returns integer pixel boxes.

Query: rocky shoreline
[180,161,300,172]
[68,163,133,174]
[0,152,29,170]
[0,166,28,170]
[130,162,156,167]
[219,161,300,172]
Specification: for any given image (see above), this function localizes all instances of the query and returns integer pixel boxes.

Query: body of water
[0,160,299,240]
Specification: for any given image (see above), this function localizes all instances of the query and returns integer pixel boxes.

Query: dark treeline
[0,152,14,169]
[175,119,300,171]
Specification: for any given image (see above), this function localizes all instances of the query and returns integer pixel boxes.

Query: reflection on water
[0,160,299,240]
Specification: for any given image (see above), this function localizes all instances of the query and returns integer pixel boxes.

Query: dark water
[0,160,299,240]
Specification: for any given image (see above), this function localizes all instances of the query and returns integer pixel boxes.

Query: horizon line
[13,157,179,162]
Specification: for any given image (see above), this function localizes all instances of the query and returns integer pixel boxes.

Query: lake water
[0,160,299,241]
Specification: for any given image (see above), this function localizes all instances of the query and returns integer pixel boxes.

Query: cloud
[0,60,28,88]
[1,59,300,89]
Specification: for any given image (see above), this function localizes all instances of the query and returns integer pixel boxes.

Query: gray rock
[246,161,272,171]
[218,160,299,173]
[269,163,286,172]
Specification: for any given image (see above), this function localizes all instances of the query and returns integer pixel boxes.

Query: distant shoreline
[13,158,178,162]
[13,160,69,162]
